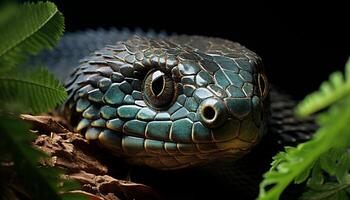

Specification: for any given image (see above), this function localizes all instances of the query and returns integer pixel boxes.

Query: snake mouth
[95,126,260,170]
[123,141,256,170]
[84,110,263,170]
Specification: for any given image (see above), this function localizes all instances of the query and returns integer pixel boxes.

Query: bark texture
[22,114,160,200]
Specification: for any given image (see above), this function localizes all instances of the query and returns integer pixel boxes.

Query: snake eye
[143,70,175,109]
[258,73,269,99]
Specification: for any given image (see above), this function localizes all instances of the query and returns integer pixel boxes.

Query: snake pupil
[151,75,164,96]
[143,70,175,109]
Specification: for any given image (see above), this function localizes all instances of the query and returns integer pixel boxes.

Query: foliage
[0,1,64,72]
[295,60,350,117]
[258,58,350,200]
[0,1,85,200]
[0,67,67,113]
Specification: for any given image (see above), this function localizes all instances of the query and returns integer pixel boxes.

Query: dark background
[49,1,350,98]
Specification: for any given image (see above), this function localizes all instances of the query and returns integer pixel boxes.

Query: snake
[30,28,317,199]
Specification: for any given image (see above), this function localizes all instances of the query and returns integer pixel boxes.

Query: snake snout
[198,98,228,128]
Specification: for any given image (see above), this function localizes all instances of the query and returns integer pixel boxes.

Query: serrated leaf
[270,151,288,170]
[0,3,17,26]
[307,161,325,188]
[295,163,313,184]
[295,58,350,117]
[335,152,350,183]
[320,151,337,175]
[0,2,64,72]
[300,182,350,200]
[258,58,350,200]
[0,68,67,113]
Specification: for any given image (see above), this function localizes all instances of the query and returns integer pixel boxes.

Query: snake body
[30,29,317,198]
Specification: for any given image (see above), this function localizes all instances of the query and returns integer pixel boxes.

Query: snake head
[63,35,269,169]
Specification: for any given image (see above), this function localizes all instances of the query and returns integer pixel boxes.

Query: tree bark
[22,114,160,200]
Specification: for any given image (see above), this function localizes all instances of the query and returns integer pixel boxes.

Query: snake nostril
[203,106,216,120]
[198,98,228,128]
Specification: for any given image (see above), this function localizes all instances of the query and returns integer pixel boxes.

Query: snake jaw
[63,35,267,170]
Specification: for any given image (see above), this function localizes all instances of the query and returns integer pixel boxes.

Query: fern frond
[0,68,67,114]
[0,3,16,26]
[0,2,64,72]
[258,95,350,199]
[300,181,350,200]
[258,59,350,200]
[295,58,350,117]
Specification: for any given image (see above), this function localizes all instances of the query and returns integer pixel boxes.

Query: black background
[50,1,350,98]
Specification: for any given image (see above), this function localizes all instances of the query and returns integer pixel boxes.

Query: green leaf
[259,96,350,200]
[319,149,339,176]
[307,161,325,188]
[0,67,67,113]
[300,182,350,200]
[0,3,17,26]
[335,153,350,183]
[270,150,288,170]
[258,58,350,199]
[0,2,86,199]
[295,162,313,184]
[295,58,350,117]
[0,2,64,72]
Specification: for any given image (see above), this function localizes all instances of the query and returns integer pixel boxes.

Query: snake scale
[30,28,317,199]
